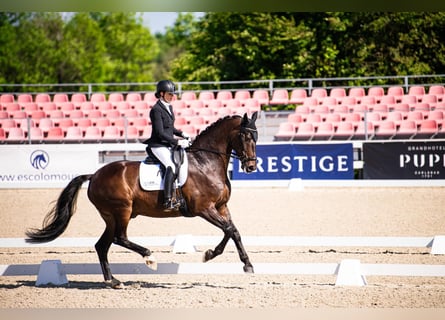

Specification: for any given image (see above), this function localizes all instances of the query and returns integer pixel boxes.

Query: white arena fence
[1,235,445,287]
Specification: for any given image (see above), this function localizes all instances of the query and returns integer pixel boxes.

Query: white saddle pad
[139,156,188,191]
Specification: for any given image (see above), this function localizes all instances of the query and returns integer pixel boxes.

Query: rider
[143,80,191,210]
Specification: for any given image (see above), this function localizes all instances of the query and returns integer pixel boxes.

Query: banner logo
[30,150,49,170]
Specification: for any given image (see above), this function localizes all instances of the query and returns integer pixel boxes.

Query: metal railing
[1,74,445,98]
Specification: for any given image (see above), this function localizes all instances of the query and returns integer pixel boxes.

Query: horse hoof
[243,265,254,274]
[145,255,157,271]
[107,278,124,289]
[203,249,213,262]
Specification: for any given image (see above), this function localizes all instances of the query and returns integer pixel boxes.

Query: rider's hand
[178,139,191,148]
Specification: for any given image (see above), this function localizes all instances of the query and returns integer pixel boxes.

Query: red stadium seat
[408,86,425,102]
[126,92,142,105]
[385,111,404,127]
[416,119,438,139]
[143,92,157,106]
[367,87,385,103]
[421,94,438,107]
[180,91,197,107]
[76,118,93,134]
[341,96,358,106]
[45,127,64,141]
[65,126,83,141]
[0,127,6,140]
[216,91,233,107]
[305,113,323,128]
[324,113,342,128]
[343,113,362,129]
[288,88,307,105]
[348,87,366,103]
[405,111,424,125]
[58,118,74,134]
[287,113,303,125]
[269,89,289,105]
[0,94,15,104]
[274,122,295,141]
[1,118,17,133]
[71,93,87,107]
[294,122,315,141]
[53,93,69,106]
[329,88,347,103]
[252,89,270,106]
[332,122,354,140]
[35,93,51,104]
[311,88,328,101]
[331,104,349,117]
[4,103,20,113]
[360,96,377,106]
[386,86,404,102]
[84,126,102,141]
[428,85,444,102]
[90,93,106,107]
[394,120,417,140]
[374,121,397,140]
[353,121,375,140]
[234,90,251,106]
[244,98,261,113]
[7,127,25,141]
[313,122,334,141]
[102,126,121,141]
[17,94,33,104]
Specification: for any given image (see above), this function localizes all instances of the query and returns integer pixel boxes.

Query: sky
[141,12,204,34]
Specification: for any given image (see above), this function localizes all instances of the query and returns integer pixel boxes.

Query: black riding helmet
[155,80,176,98]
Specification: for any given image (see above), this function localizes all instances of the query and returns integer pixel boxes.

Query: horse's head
[233,112,258,173]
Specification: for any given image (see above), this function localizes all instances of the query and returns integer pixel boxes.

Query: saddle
[140,146,188,190]
[139,147,191,217]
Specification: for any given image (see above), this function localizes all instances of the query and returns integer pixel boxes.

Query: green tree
[92,12,159,90]
[60,13,107,85]
[153,13,197,81]
[171,12,445,84]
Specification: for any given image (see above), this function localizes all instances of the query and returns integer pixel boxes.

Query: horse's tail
[25,174,93,243]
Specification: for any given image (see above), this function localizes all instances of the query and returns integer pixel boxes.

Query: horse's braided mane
[194,114,242,141]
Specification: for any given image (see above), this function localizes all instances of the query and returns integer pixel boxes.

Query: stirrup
[164,199,180,211]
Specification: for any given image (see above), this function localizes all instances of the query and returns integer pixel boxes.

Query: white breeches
[150,147,175,169]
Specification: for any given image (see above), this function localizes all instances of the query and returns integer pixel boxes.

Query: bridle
[187,126,258,169]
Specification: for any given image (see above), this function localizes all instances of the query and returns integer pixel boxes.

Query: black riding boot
[163,167,178,210]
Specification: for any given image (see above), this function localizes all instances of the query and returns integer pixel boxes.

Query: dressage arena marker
[288,178,304,191]
[335,259,367,286]
[172,234,196,253]
[431,235,445,254]
[35,259,68,286]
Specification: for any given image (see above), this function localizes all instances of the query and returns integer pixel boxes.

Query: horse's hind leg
[95,219,123,289]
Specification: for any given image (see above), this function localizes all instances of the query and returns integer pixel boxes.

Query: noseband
[237,127,258,168]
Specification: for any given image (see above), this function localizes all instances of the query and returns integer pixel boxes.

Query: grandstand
[1,77,445,144]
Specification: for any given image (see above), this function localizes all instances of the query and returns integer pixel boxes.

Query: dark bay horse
[26,112,258,288]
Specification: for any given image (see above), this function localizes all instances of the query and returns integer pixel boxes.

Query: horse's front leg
[203,220,254,273]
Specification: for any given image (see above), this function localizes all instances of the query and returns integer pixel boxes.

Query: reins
[186,146,241,160]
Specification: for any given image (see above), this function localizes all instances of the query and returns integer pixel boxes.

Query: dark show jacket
[143,100,183,148]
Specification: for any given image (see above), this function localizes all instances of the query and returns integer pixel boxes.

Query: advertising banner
[232,143,354,180]
[363,141,445,179]
[0,145,98,188]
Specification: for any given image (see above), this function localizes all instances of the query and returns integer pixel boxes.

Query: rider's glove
[178,139,191,148]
